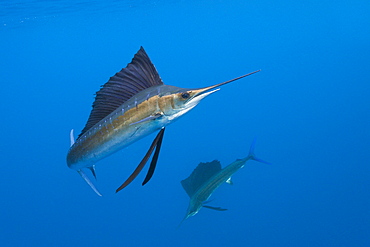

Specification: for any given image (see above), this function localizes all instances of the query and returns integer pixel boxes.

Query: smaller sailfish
[180,140,269,224]
[67,47,260,196]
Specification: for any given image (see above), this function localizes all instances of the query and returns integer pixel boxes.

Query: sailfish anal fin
[77,169,102,196]
[88,165,97,179]
[116,128,165,193]
[78,47,164,139]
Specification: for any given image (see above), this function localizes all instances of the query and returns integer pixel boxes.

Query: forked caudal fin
[247,138,271,165]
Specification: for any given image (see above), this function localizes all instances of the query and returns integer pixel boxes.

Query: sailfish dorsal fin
[181,160,222,197]
[78,46,164,138]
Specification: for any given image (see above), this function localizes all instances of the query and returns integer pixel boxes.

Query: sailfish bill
[66,46,260,196]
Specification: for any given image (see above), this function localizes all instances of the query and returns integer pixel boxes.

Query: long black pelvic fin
[202,205,228,211]
[116,128,165,193]
[142,127,165,185]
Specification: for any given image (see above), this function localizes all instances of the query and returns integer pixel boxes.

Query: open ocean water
[0,0,369,246]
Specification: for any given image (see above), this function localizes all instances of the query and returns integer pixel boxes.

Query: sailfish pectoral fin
[202,205,228,211]
[129,113,163,126]
[226,177,233,185]
[142,127,165,186]
[77,169,102,196]
[116,128,165,193]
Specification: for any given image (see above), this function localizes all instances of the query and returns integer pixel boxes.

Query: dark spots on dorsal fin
[78,47,164,139]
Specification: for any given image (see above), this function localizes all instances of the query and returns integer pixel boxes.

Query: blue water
[1,1,369,246]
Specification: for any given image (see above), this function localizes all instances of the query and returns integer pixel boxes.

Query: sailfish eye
[181,92,190,99]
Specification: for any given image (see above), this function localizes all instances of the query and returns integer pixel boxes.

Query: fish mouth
[185,87,220,107]
[186,69,261,106]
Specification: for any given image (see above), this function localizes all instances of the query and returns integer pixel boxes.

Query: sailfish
[66,47,260,196]
[180,140,269,224]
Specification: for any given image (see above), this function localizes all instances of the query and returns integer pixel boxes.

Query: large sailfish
[67,47,260,196]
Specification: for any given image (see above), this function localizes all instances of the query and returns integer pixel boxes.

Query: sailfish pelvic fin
[116,128,165,193]
[77,169,102,196]
[202,205,228,211]
[142,127,165,185]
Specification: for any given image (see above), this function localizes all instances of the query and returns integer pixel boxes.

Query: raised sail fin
[181,160,222,197]
[78,47,164,138]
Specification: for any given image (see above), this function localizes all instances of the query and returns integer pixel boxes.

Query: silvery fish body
[66,47,260,195]
[67,85,186,170]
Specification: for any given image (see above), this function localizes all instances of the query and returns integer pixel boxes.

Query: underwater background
[0,0,369,246]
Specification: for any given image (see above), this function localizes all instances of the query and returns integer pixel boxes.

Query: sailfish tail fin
[77,169,102,196]
[247,138,271,165]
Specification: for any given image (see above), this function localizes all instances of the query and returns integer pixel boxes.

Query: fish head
[158,70,260,120]
[178,204,201,227]
[159,87,219,120]
[187,206,201,218]
[184,199,203,219]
